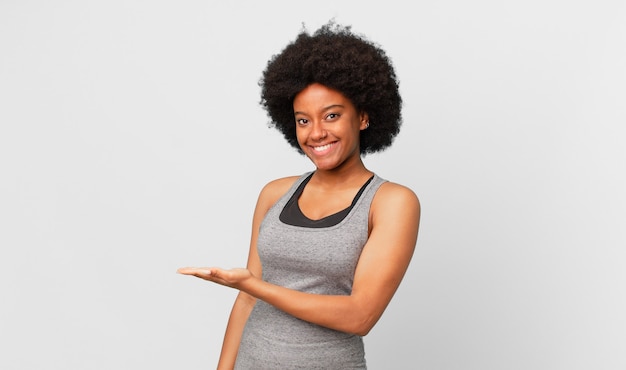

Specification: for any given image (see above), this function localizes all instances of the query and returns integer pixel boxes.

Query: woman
[178,22,421,369]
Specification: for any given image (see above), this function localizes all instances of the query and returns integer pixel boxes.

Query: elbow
[344,299,383,336]
[349,314,377,337]
[354,326,372,337]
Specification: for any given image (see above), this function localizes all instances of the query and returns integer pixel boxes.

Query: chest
[297,188,358,220]
[257,213,368,292]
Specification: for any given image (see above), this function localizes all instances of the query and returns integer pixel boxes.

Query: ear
[359,112,370,131]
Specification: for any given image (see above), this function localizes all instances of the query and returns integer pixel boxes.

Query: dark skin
[178,83,420,369]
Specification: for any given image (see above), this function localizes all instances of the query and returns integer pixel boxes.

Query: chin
[312,160,343,171]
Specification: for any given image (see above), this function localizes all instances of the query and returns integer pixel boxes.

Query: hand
[177,266,253,289]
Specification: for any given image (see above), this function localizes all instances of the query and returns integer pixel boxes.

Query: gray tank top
[235,172,387,369]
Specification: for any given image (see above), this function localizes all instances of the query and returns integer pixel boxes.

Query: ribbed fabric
[235,172,387,370]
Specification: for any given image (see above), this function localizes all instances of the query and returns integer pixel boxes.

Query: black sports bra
[279,173,374,228]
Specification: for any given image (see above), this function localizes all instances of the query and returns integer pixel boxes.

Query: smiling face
[293,83,369,172]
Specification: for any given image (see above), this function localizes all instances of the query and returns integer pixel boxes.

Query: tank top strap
[275,172,387,229]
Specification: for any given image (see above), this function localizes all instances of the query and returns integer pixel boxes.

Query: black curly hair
[259,21,402,155]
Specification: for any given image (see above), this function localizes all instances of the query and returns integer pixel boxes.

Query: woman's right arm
[215,177,297,370]
[216,291,256,369]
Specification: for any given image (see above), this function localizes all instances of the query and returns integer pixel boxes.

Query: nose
[310,121,327,141]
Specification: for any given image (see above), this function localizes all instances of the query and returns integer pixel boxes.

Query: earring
[365,121,370,129]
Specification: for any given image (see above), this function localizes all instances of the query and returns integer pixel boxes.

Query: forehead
[293,83,352,111]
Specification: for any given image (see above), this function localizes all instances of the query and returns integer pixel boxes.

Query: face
[293,83,369,171]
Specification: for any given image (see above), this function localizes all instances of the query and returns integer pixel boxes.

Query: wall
[1,1,624,369]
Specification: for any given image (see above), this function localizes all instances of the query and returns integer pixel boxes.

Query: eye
[325,113,340,121]
[296,118,309,126]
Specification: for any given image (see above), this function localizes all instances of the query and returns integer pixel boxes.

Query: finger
[177,267,195,274]
[177,267,213,277]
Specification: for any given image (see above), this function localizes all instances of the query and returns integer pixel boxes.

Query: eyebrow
[294,104,345,116]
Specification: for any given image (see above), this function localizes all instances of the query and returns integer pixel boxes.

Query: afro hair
[259,21,402,155]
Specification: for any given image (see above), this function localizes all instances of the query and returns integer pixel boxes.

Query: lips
[312,142,334,152]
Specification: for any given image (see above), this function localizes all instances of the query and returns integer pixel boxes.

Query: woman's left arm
[179,182,420,336]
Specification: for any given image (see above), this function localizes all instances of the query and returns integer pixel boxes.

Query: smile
[312,143,334,152]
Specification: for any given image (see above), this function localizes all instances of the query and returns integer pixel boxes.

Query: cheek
[295,128,308,148]
[295,128,304,142]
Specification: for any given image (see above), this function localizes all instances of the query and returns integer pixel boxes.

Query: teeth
[313,143,332,152]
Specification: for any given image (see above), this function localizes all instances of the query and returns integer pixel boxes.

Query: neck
[311,157,372,188]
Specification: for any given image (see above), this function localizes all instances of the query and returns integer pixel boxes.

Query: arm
[216,291,255,370]
[211,178,299,369]
[181,182,420,336]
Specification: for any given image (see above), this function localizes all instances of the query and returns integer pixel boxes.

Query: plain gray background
[1,0,625,369]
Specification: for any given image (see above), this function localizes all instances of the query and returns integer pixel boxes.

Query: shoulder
[375,180,420,205]
[372,180,421,221]
[260,175,301,197]
[254,175,302,213]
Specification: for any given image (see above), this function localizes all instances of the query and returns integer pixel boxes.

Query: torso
[234,171,387,369]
